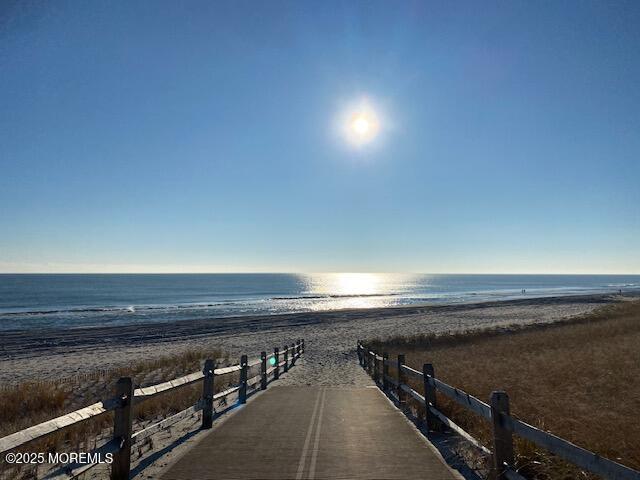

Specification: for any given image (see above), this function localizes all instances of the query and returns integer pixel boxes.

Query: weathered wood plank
[400,383,425,404]
[0,397,120,454]
[247,374,262,387]
[134,371,204,401]
[248,358,262,368]
[400,364,423,379]
[214,365,242,375]
[428,377,492,420]
[213,385,240,401]
[428,406,491,455]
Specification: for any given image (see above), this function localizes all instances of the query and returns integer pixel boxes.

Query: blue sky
[1,1,639,273]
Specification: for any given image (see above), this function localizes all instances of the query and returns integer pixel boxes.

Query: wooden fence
[0,339,305,480]
[357,343,640,480]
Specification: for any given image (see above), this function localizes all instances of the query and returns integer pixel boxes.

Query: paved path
[162,386,458,480]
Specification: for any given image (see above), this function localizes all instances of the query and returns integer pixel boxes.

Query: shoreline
[0,292,622,344]
[0,293,630,385]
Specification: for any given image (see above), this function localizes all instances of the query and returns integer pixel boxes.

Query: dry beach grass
[0,346,230,480]
[367,300,640,479]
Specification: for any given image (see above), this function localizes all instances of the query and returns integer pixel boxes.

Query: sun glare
[352,115,371,135]
[340,99,381,147]
[307,273,383,296]
[335,272,381,296]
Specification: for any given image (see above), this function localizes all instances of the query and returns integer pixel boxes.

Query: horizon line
[1,271,639,276]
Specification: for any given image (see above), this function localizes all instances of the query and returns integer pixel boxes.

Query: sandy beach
[1,293,634,479]
[0,294,621,386]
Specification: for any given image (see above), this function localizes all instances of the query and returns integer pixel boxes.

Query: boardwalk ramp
[162,386,458,480]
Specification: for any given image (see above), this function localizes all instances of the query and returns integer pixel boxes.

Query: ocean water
[0,273,638,331]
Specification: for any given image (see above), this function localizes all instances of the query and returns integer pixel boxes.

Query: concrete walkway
[162,386,458,480]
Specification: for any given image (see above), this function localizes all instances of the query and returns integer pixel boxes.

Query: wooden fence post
[274,347,280,380]
[423,363,440,431]
[370,351,375,380]
[397,354,407,408]
[239,355,248,404]
[382,352,389,391]
[490,391,514,479]
[362,346,368,371]
[260,351,267,390]
[290,343,296,366]
[369,352,375,377]
[283,345,289,372]
[373,352,380,384]
[365,350,370,374]
[301,339,305,353]
[202,359,215,429]
[111,377,133,480]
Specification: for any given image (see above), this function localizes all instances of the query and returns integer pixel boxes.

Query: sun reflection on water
[299,273,417,311]
[317,273,382,296]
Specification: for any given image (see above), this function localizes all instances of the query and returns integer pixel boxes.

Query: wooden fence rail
[357,343,640,480]
[0,339,305,480]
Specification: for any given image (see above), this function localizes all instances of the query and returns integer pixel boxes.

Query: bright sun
[342,101,381,147]
[352,115,371,135]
